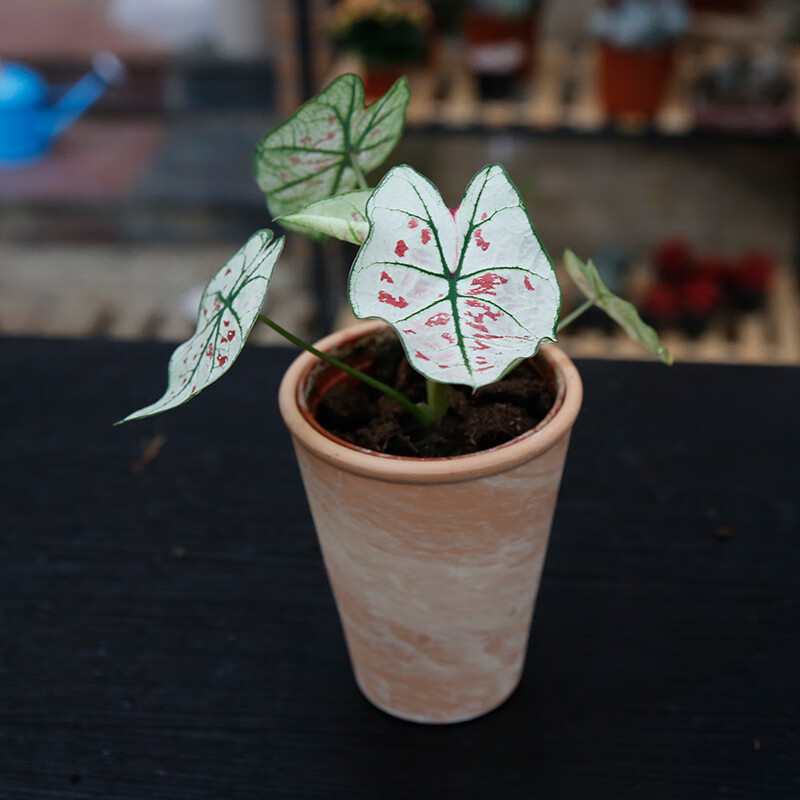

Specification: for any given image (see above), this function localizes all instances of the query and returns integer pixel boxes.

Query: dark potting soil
[313,335,555,458]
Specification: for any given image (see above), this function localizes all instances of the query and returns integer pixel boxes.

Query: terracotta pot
[464,10,540,99]
[361,64,407,104]
[278,321,582,724]
[598,43,675,119]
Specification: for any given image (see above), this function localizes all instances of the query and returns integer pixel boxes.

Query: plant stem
[257,314,433,427]
[557,299,594,333]
[425,379,449,421]
[349,153,369,191]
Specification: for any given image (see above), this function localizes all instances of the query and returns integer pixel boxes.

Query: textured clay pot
[278,321,582,724]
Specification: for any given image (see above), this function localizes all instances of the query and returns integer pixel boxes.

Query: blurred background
[1,0,798,364]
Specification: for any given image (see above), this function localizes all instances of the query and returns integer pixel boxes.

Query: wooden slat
[564,46,604,132]
[566,330,611,359]
[737,313,771,364]
[106,306,153,341]
[527,41,568,129]
[0,296,50,335]
[156,313,193,344]
[658,330,690,363]
[769,268,800,364]
[405,68,436,125]
[689,12,779,44]
[482,100,519,130]
[692,320,730,364]
[655,42,698,135]
[610,329,649,360]
[321,53,360,89]
[36,296,96,338]
[439,64,478,128]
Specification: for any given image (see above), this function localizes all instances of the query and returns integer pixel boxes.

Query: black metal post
[294,0,333,335]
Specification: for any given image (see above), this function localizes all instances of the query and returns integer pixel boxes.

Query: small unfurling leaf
[564,250,673,365]
[277,190,371,245]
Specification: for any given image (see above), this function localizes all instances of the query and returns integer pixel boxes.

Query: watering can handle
[92,52,126,87]
[50,52,127,138]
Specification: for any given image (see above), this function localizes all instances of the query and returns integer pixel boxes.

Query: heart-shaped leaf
[276,189,371,245]
[564,250,673,365]
[254,73,410,220]
[117,230,285,424]
[348,164,561,389]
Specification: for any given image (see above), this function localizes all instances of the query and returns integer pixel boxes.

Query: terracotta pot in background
[598,43,675,119]
[464,10,540,99]
[361,64,406,104]
[278,321,583,724]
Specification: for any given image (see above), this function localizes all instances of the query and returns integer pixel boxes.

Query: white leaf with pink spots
[254,74,410,221]
[118,230,285,423]
[348,165,560,388]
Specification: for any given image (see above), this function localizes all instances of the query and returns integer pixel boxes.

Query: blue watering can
[0,52,125,168]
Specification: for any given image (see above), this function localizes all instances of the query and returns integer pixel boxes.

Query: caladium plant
[254,73,409,221]
[348,164,560,388]
[117,231,284,424]
[121,73,671,431]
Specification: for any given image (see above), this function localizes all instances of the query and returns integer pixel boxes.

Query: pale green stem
[257,314,433,427]
[557,299,594,333]
[349,153,369,191]
[425,379,449,422]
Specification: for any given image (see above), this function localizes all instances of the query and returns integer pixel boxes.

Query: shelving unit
[294,4,800,366]
[556,264,800,365]
[329,37,800,140]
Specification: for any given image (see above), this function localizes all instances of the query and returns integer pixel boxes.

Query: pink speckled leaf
[117,230,285,423]
[254,73,409,220]
[348,165,561,389]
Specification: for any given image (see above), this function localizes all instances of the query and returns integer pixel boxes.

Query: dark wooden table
[1,337,798,799]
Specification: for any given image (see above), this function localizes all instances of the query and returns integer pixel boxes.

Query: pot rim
[278,320,582,485]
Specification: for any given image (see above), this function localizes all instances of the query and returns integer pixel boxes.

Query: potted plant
[590,0,689,119]
[118,74,671,724]
[464,0,543,100]
[329,0,432,102]
[692,49,795,134]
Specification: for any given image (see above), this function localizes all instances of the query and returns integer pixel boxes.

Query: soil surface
[313,335,556,458]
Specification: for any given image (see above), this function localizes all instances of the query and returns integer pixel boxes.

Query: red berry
[654,239,694,282]
[644,283,680,319]
[695,255,734,284]
[735,252,775,293]
[682,278,722,315]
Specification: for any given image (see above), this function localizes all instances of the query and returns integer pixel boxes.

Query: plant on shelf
[643,239,776,336]
[463,0,544,100]
[590,0,689,119]
[119,74,671,724]
[329,0,432,101]
[692,49,795,134]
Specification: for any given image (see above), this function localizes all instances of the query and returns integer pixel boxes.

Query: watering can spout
[49,51,126,137]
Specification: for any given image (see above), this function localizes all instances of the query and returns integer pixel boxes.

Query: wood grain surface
[1,338,798,799]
